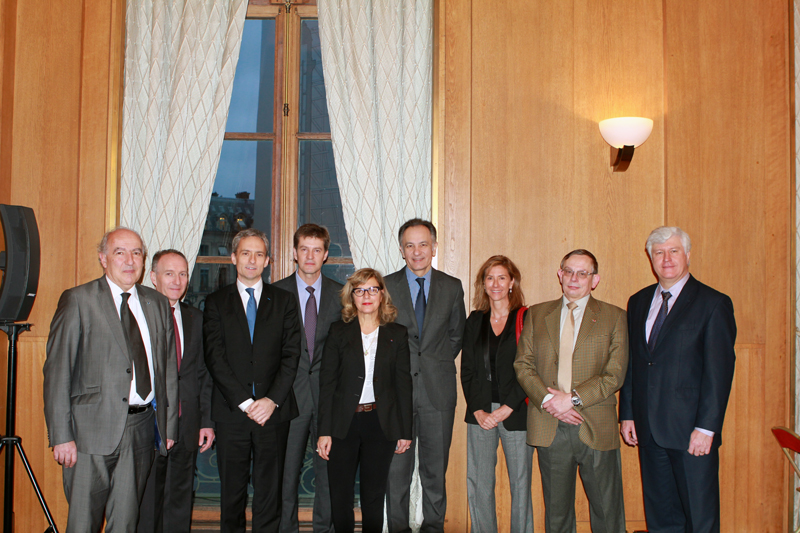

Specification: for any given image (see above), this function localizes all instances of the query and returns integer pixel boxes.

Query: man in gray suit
[384,218,466,533]
[274,224,343,533]
[43,227,179,532]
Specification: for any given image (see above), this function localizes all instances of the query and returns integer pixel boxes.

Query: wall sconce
[599,117,653,172]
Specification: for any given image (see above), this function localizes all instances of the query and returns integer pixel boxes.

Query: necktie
[648,291,672,351]
[172,306,182,417]
[305,286,317,363]
[120,292,151,399]
[415,278,426,338]
[558,302,578,393]
[246,287,256,342]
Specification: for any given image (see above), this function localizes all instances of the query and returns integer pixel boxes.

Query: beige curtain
[121,0,248,281]
[318,0,433,275]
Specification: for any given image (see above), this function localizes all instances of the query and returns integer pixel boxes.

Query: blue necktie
[648,291,671,352]
[246,287,257,342]
[415,278,426,338]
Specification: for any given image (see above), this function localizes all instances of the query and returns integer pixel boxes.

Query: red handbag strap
[515,306,528,344]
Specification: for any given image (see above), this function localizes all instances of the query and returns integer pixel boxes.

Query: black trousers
[215,420,290,533]
[138,441,198,533]
[639,434,721,533]
[327,410,397,533]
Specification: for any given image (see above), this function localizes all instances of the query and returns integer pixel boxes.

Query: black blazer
[619,275,737,449]
[460,309,528,431]
[175,302,213,450]
[317,320,412,441]
[203,282,302,425]
[272,273,344,413]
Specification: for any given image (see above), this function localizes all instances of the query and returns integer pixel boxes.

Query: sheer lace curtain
[121,0,247,281]
[318,0,433,275]
[318,1,433,530]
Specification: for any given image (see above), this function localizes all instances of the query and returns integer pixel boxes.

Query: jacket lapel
[317,276,340,338]
[393,269,418,334]
[574,296,599,353]
[227,285,252,344]
[544,300,562,356]
[137,286,160,374]
[651,275,698,352]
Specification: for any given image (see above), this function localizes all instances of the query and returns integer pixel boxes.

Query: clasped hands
[473,405,514,430]
[246,397,276,426]
[542,387,583,425]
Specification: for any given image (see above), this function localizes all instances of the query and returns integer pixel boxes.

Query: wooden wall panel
[440,0,792,531]
[0,0,124,530]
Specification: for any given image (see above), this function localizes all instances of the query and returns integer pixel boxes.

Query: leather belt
[355,402,377,413]
[128,404,151,414]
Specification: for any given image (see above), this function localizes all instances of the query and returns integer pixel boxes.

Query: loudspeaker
[0,205,40,322]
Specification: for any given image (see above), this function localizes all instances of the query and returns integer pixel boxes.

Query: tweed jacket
[514,295,628,451]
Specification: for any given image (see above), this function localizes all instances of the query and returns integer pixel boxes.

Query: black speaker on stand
[0,204,57,533]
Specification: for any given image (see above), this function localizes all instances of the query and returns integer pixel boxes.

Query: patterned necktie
[415,277,426,338]
[172,306,182,416]
[558,302,578,393]
[246,287,257,342]
[120,292,151,399]
[648,291,672,351]
[305,286,317,363]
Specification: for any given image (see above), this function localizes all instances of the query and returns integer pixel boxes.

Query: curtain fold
[121,0,247,281]
[318,0,433,274]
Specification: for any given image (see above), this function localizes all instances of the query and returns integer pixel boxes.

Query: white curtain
[121,0,248,281]
[318,0,433,274]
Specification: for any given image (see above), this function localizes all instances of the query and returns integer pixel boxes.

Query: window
[186,1,354,313]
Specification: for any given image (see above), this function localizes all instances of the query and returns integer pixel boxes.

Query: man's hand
[543,388,583,425]
[317,436,332,461]
[166,439,175,450]
[53,441,77,468]
[490,405,514,424]
[688,429,713,456]
[395,439,412,454]
[620,420,638,446]
[198,428,215,453]
[474,410,497,430]
[247,398,276,426]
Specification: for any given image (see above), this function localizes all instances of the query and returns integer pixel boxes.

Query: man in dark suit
[43,227,178,532]
[515,249,628,533]
[274,224,343,533]
[203,228,302,533]
[384,218,466,533]
[138,249,215,533]
[619,226,736,533]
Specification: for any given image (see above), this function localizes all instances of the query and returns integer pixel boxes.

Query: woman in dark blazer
[317,268,412,533]
[461,255,533,533]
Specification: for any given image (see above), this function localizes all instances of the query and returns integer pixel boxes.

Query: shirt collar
[657,272,690,299]
[106,276,139,302]
[296,271,323,293]
[562,293,591,310]
[237,278,263,297]
[405,266,432,284]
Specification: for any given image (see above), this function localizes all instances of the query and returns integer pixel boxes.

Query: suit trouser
[385,374,455,533]
[536,421,625,533]
[466,404,534,533]
[638,434,721,533]
[216,419,290,533]
[326,410,396,533]
[280,405,332,533]
[137,441,198,533]
[62,408,155,533]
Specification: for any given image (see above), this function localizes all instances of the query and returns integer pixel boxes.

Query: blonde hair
[340,268,398,325]
[472,255,525,312]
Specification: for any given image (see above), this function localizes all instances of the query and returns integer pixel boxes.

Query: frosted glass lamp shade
[599,117,654,148]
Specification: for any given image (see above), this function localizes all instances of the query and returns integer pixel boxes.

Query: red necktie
[172,307,182,416]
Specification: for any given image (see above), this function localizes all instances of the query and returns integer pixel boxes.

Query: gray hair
[97,226,147,257]
[232,228,270,256]
[645,226,691,258]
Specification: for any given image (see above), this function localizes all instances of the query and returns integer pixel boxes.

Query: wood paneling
[439,0,792,531]
[0,0,124,529]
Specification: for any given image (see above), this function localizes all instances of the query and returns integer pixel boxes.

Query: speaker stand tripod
[0,322,57,533]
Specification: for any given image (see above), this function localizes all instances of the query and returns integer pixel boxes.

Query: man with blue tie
[620,226,736,533]
[203,228,302,532]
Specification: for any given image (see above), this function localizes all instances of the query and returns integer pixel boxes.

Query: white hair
[645,226,691,258]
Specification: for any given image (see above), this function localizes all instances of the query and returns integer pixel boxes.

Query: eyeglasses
[353,286,381,297]
[561,267,594,280]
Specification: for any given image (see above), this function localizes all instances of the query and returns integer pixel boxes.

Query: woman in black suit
[317,268,413,533]
[461,255,533,532]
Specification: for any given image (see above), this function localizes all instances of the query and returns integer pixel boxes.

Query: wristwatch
[571,390,582,407]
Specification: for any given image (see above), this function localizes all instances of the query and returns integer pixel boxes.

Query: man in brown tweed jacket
[514,249,628,533]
